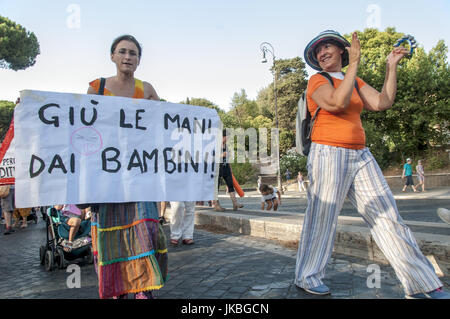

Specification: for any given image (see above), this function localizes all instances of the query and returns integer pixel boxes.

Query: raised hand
[345,32,361,67]
[386,46,410,66]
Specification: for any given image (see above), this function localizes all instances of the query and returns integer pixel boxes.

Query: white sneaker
[437,208,450,224]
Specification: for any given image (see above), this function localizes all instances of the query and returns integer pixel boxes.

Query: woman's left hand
[386,46,410,66]
[346,32,361,67]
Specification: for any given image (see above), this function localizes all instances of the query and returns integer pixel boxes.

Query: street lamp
[260,42,282,193]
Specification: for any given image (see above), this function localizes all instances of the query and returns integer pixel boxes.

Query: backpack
[295,72,359,156]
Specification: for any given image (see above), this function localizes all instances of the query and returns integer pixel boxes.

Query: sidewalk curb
[194,208,450,276]
[218,187,450,200]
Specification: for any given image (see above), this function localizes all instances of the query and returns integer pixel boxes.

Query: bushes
[230,162,258,185]
[280,149,307,178]
[425,150,449,171]
[0,100,14,140]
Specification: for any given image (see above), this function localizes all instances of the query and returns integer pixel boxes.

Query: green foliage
[181,97,224,113]
[0,16,40,71]
[280,149,307,177]
[348,28,450,169]
[244,115,272,129]
[279,129,296,155]
[181,96,233,128]
[230,162,258,185]
[256,57,308,155]
[274,58,308,132]
[230,89,260,127]
[256,88,274,120]
[425,150,449,170]
[220,112,241,129]
[0,100,15,140]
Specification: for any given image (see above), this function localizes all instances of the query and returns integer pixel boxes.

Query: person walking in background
[294,29,448,299]
[86,34,167,299]
[169,201,196,246]
[402,158,418,192]
[285,169,291,181]
[297,172,307,193]
[415,160,426,192]
[213,132,243,212]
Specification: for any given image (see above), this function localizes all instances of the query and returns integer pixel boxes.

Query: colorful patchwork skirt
[91,202,168,299]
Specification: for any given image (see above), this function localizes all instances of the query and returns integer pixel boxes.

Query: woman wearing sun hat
[294,30,449,299]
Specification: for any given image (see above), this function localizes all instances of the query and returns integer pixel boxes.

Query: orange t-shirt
[307,73,367,149]
[89,78,145,98]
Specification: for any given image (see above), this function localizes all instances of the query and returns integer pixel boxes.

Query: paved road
[1,217,449,299]
[218,187,450,223]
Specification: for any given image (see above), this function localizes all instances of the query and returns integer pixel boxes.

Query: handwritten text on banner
[14,90,221,208]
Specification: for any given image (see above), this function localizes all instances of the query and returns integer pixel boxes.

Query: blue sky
[1,0,449,110]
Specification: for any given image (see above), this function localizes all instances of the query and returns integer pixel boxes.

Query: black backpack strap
[318,71,334,87]
[354,78,360,93]
[307,106,321,140]
[312,71,335,115]
[305,73,334,140]
[98,77,106,96]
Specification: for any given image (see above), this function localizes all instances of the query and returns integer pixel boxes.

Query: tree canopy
[348,28,450,168]
[256,57,308,132]
[0,100,15,141]
[0,15,40,71]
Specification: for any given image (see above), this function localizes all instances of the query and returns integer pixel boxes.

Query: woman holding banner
[85,35,167,299]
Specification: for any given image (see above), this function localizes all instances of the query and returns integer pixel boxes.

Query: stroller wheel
[45,250,54,271]
[56,247,66,269]
[39,245,47,265]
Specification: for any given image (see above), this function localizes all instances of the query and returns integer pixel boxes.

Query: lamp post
[260,42,282,193]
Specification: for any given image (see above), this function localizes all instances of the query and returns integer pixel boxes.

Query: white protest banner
[0,119,15,185]
[14,90,221,208]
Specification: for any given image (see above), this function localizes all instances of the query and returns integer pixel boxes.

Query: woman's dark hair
[111,35,142,58]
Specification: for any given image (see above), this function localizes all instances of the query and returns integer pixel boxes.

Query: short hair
[111,35,142,58]
[259,184,271,193]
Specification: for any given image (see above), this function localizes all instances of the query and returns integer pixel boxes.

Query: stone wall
[384,173,450,188]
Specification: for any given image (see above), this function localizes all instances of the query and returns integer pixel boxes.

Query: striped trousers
[294,143,442,295]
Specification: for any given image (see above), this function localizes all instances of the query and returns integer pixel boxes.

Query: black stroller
[39,207,94,271]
